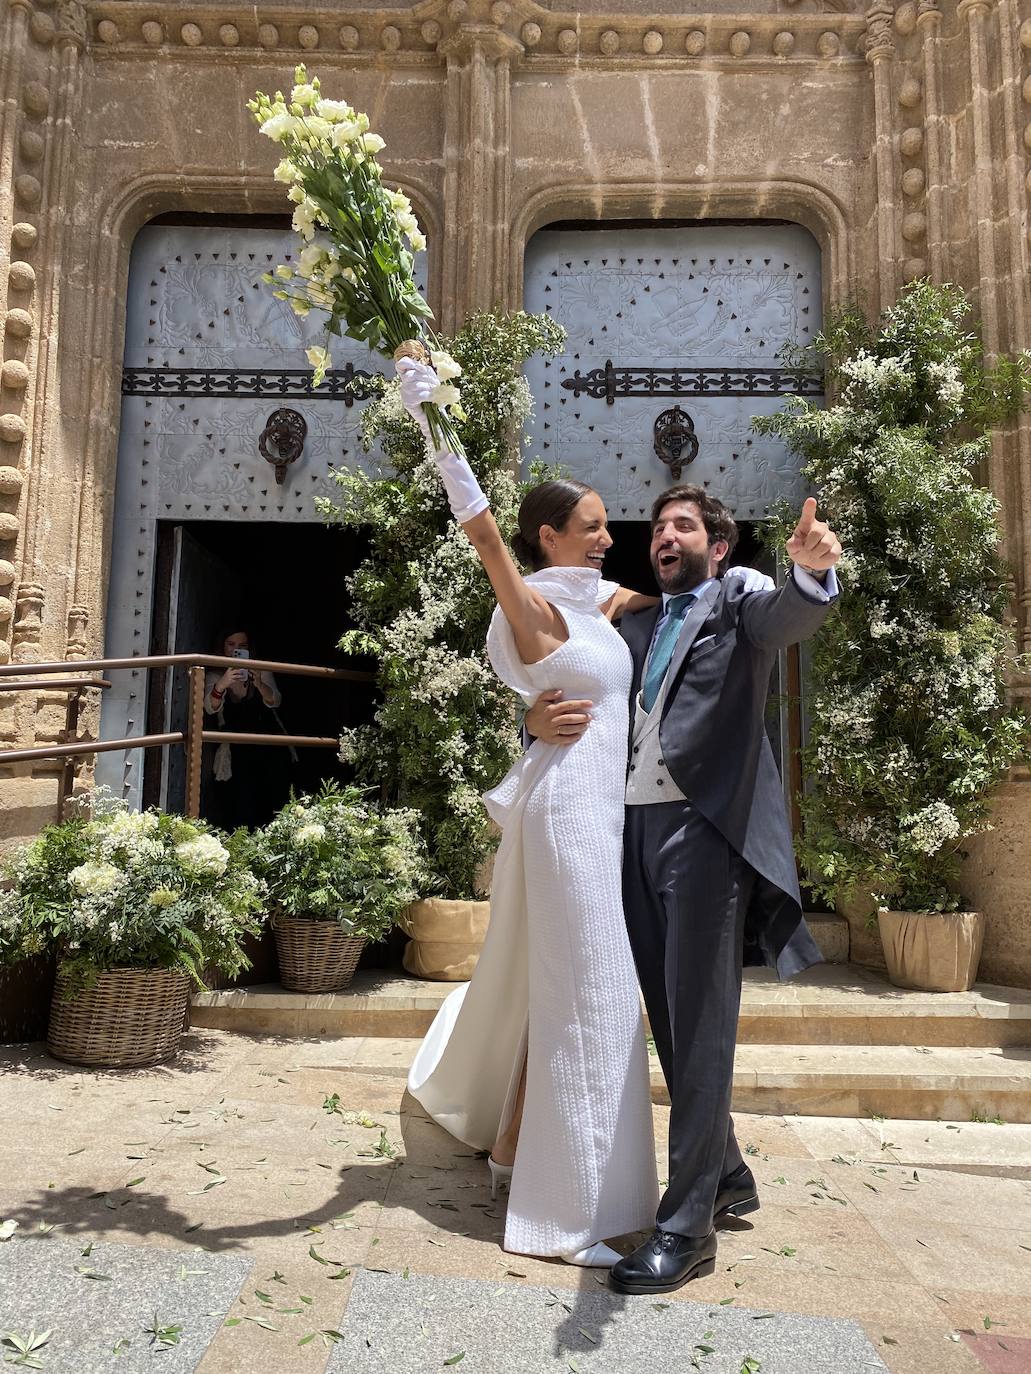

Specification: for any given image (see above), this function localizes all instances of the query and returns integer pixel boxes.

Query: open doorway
[143,521,375,825]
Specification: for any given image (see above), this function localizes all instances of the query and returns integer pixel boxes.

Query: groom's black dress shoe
[608,1228,717,1295]
[713,1163,760,1224]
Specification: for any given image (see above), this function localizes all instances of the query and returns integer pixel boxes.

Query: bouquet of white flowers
[248,782,429,941]
[0,797,265,991]
[249,66,465,455]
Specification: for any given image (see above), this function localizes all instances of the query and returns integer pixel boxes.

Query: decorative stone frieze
[773,31,795,55]
[30,11,56,44]
[97,18,118,44]
[219,24,239,47]
[556,29,577,54]
[729,31,752,57]
[422,20,443,44]
[14,176,42,208]
[642,30,663,55]
[22,82,50,116]
[817,31,840,56]
[4,311,34,340]
[141,20,163,45]
[19,131,45,163]
[520,22,540,46]
[298,24,320,49]
[895,2,917,34]
[180,22,202,46]
[337,25,358,51]
[381,25,401,51]
[685,30,706,55]
[599,29,619,54]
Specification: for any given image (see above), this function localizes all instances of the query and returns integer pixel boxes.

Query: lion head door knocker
[653,405,700,482]
[258,408,307,485]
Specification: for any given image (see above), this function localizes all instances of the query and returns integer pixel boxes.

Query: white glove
[395,356,488,524]
[726,564,775,594]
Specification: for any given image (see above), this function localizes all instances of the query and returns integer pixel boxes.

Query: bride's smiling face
[540,492,613,570]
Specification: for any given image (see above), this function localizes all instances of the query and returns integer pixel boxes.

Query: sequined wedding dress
[407,566,658,1257]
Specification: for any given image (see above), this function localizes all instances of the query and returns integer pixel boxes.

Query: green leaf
[443,1354,465,1367]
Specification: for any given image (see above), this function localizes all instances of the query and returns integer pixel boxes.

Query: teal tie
[642,593,694,713]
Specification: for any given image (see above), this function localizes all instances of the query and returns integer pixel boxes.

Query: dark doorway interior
[144,521,376,824]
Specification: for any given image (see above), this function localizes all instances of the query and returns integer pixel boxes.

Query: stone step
[298,1036,1031,1125]
[191,961,1031,1048]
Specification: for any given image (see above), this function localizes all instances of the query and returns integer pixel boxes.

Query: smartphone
[232,647,250,681]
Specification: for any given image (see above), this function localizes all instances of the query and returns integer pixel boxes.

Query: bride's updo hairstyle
[512,479,595,571]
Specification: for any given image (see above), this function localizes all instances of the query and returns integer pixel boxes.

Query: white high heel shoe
[487,1156,514,1200]
[560,1242,622,1268]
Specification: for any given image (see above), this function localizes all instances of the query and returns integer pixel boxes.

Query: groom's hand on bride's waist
[525,690,593,745]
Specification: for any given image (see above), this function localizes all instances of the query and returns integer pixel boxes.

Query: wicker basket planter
[47,967,191,1068]
[401,898,490,981]
[272,914,366,993]
[877,909,986,992]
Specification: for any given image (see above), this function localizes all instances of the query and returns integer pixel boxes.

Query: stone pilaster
[915,0,946,282]
[864,0,900,312]
[438,15,523,333]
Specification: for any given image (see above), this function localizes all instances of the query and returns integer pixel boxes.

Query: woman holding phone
[204,628,286,828]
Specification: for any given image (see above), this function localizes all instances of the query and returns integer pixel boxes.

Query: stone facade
[1,0,1030,981]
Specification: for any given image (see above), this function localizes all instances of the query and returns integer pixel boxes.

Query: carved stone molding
[84,1,866,64]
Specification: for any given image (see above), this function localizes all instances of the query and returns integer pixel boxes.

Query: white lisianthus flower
[396,211,419,237]
[332,117,369,147]
[69,862,122,896]
[175,834,230,877]
[291,82,319,108]
[260,111,303,142]
[273,159,300,184]
[286,185,306,205]
[388,190,411,214]
[316,98,353,123]
[298,244,327,278]
[306,346,331,385]
[360,132,386,155]
[430,350,462,382]
[409,231,427,254]
[321,258,342,281]
[291,298,311,317]
[274,263,294,280]
[292,200,319,242]
[293,822,327,847]
[431,382,462,411]
[302,116,333,146]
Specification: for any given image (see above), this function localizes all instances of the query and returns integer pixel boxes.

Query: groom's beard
[651,544,713,595]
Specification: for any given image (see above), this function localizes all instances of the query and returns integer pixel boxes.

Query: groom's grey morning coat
[619,572,836,979]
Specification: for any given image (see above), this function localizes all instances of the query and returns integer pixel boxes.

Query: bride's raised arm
[397,358,565,666]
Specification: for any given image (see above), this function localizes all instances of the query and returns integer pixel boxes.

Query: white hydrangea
[69,862,123,897]
[175,834,230,877]
[904,801,962,855]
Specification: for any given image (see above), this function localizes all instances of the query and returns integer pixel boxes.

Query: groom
[526,484,841,1294]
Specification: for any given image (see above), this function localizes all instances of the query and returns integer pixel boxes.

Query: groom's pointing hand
[525,690,593,746]
[785,497,841,576]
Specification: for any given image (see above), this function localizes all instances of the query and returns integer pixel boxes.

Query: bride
[395,356,768,1267]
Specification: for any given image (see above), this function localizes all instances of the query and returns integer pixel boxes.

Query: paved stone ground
[0,1028,1029,1374]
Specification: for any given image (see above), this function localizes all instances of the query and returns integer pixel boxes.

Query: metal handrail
[0,653,374,819]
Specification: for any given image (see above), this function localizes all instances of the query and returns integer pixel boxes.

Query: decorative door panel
[101,223,394,805]
[522,224,823,519]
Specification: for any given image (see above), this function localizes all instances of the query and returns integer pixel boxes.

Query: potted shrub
[0,799,264,1066]
[318,309,564,979]
[756,282,1031,991]
[251,782,428,993]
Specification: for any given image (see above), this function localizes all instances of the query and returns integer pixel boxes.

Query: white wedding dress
[408,566,658,1257]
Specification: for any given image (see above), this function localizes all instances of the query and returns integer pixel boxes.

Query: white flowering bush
[756,281,1031,911]
[317,310,565,899]
[248,783,428,941]
[0,797,264,992]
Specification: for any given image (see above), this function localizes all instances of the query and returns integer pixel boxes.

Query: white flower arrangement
[0,796,264,991]
[250,66,466,454]
[756,281,1031,912]
[249,783,428,940]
